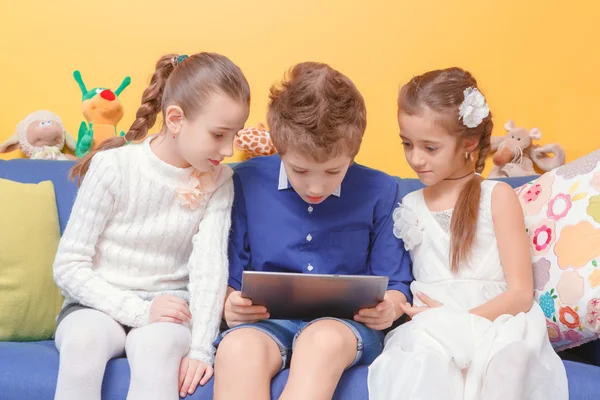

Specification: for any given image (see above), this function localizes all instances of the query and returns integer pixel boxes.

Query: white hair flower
[458,87,489,128]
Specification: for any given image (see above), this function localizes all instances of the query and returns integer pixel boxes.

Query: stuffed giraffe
[234,123,277,160]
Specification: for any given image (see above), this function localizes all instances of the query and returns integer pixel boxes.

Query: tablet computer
[241,271,389,320]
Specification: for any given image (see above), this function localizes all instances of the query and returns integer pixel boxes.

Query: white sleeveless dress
[368,180,568,400]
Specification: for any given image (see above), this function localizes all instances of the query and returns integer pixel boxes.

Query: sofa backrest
[394,175,536,200]
[0,159,537,235]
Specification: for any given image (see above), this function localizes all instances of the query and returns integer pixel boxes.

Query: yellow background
[1,0,598,177]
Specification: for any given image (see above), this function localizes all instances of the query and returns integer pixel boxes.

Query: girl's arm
[469,182,534,321]
[186,175,234,364]
[53,152,151,327]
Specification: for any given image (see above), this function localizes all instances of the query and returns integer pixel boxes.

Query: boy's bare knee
[295,320,357,360]
[215,328,282,374]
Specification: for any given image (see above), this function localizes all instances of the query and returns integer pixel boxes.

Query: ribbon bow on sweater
[176,168,221,210]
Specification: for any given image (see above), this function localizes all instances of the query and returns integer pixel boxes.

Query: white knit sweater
[53,137,233,364]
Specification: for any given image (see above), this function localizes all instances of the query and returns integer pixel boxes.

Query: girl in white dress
[368,67,568,400]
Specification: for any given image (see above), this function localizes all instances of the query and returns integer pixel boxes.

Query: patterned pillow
[515,149,600,351]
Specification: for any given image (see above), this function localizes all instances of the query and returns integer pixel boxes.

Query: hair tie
[121,135,131,146]
[171,54,189,67]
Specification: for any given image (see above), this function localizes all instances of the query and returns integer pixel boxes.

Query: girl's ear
[165,105,185,134]
[461,137,479,153]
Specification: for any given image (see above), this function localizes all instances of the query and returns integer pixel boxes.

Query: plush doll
[488,120,566,178]
[73,70,131,158]
[234,123,277,160]
[0,110,77,160]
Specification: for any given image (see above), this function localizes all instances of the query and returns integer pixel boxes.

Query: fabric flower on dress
[176,168,219,210]
[458,87,490,128]
[393,203,424,250]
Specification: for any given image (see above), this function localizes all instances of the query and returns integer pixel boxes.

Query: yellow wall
[1,0,598,178]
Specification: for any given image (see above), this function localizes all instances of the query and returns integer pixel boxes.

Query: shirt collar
[277,161,341,197]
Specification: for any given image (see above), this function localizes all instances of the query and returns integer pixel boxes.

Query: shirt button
[306,234,312,242]
[307,264,314,271]
[308,206,313,214]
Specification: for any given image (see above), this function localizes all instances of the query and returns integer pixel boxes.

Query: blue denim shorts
[214,317,384,372]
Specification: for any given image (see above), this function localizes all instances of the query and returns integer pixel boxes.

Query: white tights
[54,309,191,400]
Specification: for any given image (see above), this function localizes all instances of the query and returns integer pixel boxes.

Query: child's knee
[127,323,191,364]
[57,334,120,381]
[59,333,99,356]
[215,328,281,371]
[59,328,124,362]
[59,336,114,376]
[295,320,357,357]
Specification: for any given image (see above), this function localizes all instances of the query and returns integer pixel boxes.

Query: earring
[465,152,470,161]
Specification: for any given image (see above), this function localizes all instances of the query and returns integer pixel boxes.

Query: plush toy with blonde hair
[488,120,566,178]
[0,110,77,160]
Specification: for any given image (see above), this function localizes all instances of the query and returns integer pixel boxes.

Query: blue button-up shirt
[228,155,413,301]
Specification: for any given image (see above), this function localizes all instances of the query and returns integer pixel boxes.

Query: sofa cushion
[0,159,77,234]
[513,150,600,351]
[0,179,63,341]
[0,341,599,400]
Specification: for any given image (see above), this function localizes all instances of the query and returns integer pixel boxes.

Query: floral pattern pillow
[515,149,600,351]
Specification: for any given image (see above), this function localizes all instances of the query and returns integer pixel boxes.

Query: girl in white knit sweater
[52,52,250,400]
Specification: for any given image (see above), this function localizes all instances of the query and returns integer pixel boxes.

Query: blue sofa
[1,158,600,400]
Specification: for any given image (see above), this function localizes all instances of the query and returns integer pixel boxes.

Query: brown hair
[398,67,493,272]
[267,62,366,162]
[70,52,251,184]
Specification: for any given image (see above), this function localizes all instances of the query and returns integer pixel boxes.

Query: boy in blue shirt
[213,62,413,400]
